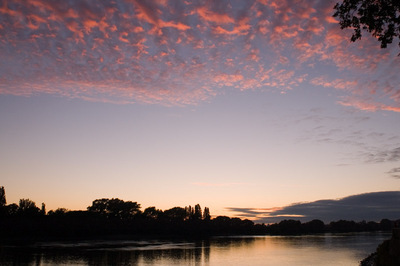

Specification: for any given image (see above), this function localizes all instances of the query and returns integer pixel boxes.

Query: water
[0,232,390,265]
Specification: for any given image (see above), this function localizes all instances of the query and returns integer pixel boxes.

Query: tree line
[0,186,398,242]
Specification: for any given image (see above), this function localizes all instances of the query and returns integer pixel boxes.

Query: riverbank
[360,228,400,266]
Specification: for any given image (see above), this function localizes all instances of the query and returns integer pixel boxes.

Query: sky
[0,0,399,222]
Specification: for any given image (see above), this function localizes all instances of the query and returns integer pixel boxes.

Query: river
[0,232,390,265]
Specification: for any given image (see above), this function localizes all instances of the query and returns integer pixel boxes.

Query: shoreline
[360,228,400,266]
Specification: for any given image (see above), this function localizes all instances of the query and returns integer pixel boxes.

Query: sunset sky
[1,0,399,221]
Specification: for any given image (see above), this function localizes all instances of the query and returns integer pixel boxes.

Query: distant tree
[0,186,6,216]
[48,208,68,216]
[185,205,194,220]
[366,221,380,231]
[380,218,393,231]
[108,198,141,219]
[18,198,40,216]
[6,203,18,216]
[143,206,163,220]
[333,0,400,49]
[212,216,231,231]
[302,219,325,233]
[194,204,202,220]
[278,220,302,234]
[330,220,358,232]
[163,207,187,222]
[87,198,141,219]
[213,216,231,223]
[0,186,6,206]
[87,198,108,215]
[203,207,211,221]
[41,203,46,215]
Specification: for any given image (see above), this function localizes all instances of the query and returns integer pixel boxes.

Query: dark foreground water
[0,232,390,265]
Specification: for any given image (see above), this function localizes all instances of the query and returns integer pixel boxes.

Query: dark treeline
[266,218,396,235]
[0,186,398,242]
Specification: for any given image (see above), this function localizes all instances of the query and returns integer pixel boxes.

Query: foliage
[163,206,187,222]
[0,186,6,206]
[143,206,162,220]
[18,198,40,216]
[203,207,211,221]
[370,234,400,266]
[47,208,69,216]
[333,0,400,49]
[41,203,46,215]
[6,203,18,216]
[87,198,141,219]
[194,204,202,220]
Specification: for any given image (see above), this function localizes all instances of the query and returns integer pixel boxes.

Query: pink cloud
[246,48,260,62]
[130,0,190,33]
[214,73,244,87]
[310,77,358,91]
[256,68,303,91]
[240,79,263,90]
[212,16,252,36]
[338,99,400,113]
[382,106,400,113]
[195,6,234,24]
[131,0,161,25]
[325,16,338,24]
[274,24,300,38]
[0,0,399,111]
[160,21,190,31]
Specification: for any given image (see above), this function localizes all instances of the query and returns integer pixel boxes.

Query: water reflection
[0,232,390,266]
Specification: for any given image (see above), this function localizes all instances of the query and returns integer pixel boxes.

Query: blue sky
[0,0,399,220]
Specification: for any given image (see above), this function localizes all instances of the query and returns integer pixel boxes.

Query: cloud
[365,147,400,164]
[0,0,399,109]
[310,77,358,91]
[213,73,244,87]
[338,98,400,113]
[195,6,235,24]
[225,207,283,219]
[387,168,400,179]
[226,191,400,223]
[131,0,190,32]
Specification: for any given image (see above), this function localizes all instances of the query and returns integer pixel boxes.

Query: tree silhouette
[302,219,325,233]
[163,207,187,222]
[194,204,202,220]
[0,186,6,217]
[203,207,211,221]
[6,203,18,216]
[87,198,141,219]
[87,198,108,215]
[0,186,397,241]
[0,186,6,206]
[41,203,46,215]
[185,205,194,219]
[48,208,68,216]
[143,206,163,220]
[18,198,40,216]
[333,0,400,49]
